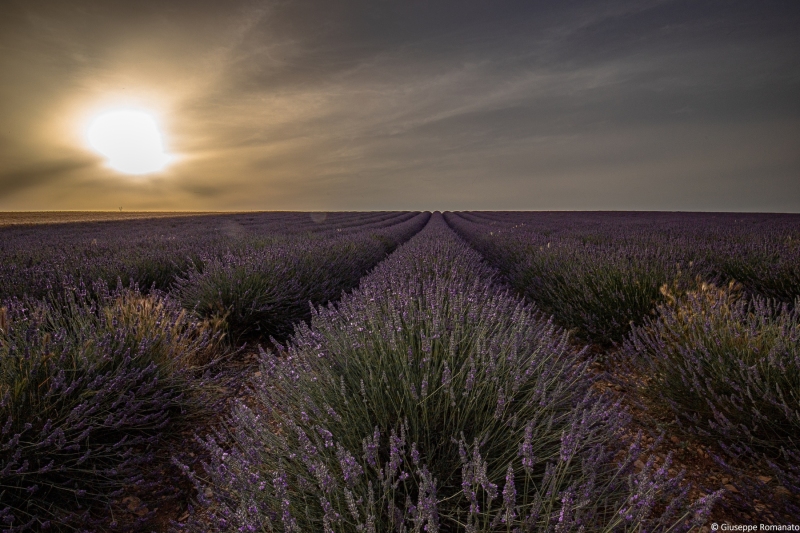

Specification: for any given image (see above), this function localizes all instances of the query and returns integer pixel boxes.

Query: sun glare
[87,109,171,175]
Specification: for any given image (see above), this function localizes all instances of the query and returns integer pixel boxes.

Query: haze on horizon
[1,0,798,213]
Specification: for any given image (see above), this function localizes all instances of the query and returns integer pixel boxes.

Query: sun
[86,109,172,175]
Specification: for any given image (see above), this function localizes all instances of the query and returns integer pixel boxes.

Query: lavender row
[0,211,419,301]
[452,211,800,303]
[186,213,718,532]
[175,212,430,341]
[445,211,800,344]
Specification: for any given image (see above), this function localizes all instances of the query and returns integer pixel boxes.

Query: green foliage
[175,224,426,343]
[0,288,224,530]
[514,246,673,345]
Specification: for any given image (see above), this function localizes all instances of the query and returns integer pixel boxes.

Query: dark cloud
[178,182,227,198]
[0,158,95,199]
[0,0,798,210]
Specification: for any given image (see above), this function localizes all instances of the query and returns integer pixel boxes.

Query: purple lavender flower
[336,443,364,488]
[501,464,517,524]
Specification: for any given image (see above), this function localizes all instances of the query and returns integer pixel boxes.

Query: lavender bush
[626,281,800,515]
[187,214,717,532]
[443,212,682,345]
[506,245,672,346]
[175,213,430,341]
[715,243,800,304]
[0,285,224,531]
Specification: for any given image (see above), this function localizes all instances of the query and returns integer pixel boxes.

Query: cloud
[0,158,95,199]
[178,181,227,198]
[0,0,798,210]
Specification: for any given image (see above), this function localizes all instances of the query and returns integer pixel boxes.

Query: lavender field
[1,211,799,531]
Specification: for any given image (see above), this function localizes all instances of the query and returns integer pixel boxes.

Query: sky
[0,0,798,212]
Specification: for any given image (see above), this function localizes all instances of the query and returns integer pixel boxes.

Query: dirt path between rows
[591,349,798,528]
